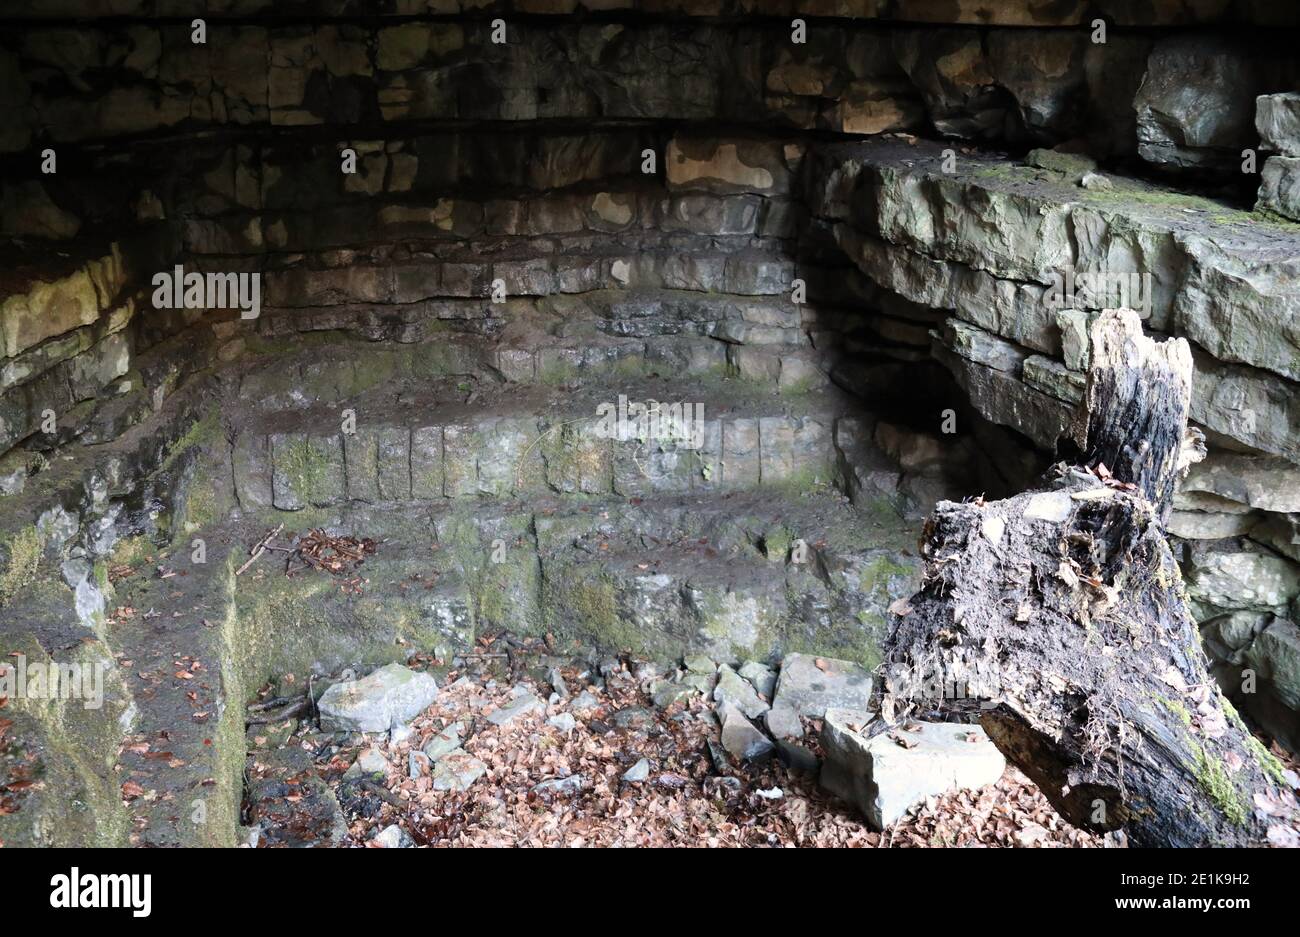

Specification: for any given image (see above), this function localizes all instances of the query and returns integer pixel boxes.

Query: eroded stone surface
[819,714,1005,829]
[318,664,440,734]
[770,654,874,738]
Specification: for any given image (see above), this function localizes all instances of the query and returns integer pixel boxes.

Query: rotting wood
[879,310,1298,847]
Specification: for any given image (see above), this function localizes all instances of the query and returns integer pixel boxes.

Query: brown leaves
[290,529,378,578]
[1093,462,1138,493]
[262,659,1124,850]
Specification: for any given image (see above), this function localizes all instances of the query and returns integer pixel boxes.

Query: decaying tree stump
[880,310,1297,847]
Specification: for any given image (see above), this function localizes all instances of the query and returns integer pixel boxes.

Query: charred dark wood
[879,311,1296,847]
[1080,311,1203,519]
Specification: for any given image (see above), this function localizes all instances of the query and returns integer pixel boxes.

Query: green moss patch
[0,526,44,605]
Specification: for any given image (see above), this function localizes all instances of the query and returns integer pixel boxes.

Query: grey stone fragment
[1025,148,1097,178]
[422,722,464,762]
[819,713,1005,829]
[682,671,717,694]
[1023,491,1073,522]
[487,690,545,726]
[944,319,1027,374]
[532,774,585,798]
[389,722,416,746]
[770,653,874,738]
[610,707,655,731]
[719,703,774,762]
[318,664,439,734]
[570,690,601,714]
[1055,309,1094,372]
[1244,618,1300,710]
[1168,510,1260,540]
[1022,355,1084,404]
[1182,452,1300,516]
[356,746,387,775]
[652,682,696,709]
[430,751,487,792]
[713,664,770,719]
[1257,93,1300,156]
[623,758,651,783]
[547,712,577,733]
[371,824,403,848]
[738,660,777,699]
[765,701,802,740]
[549,667,569,699]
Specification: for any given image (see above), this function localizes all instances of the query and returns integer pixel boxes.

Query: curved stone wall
[2,0,1299,845]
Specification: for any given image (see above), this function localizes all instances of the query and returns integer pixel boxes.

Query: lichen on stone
[0,525,43,604]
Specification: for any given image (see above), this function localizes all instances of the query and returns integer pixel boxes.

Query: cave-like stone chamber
[1,0,1298,847]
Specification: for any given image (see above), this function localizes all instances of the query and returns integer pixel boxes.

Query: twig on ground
[236,523,284,576]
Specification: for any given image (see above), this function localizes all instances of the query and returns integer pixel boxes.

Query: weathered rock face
[1256,93,1300,222]
[2,1,1300,848]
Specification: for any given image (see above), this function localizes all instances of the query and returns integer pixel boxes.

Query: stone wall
[1,1,1299,765]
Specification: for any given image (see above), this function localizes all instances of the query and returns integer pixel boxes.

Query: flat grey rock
[422,722,464,762]
[765,701,802,740]
[819,712,1005,830]
[713,664,770,719]
[487,690,545,726]
[317,663,439,734]
[770,653,873,737]
[430,750,487,792]
[610,706,655,730]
